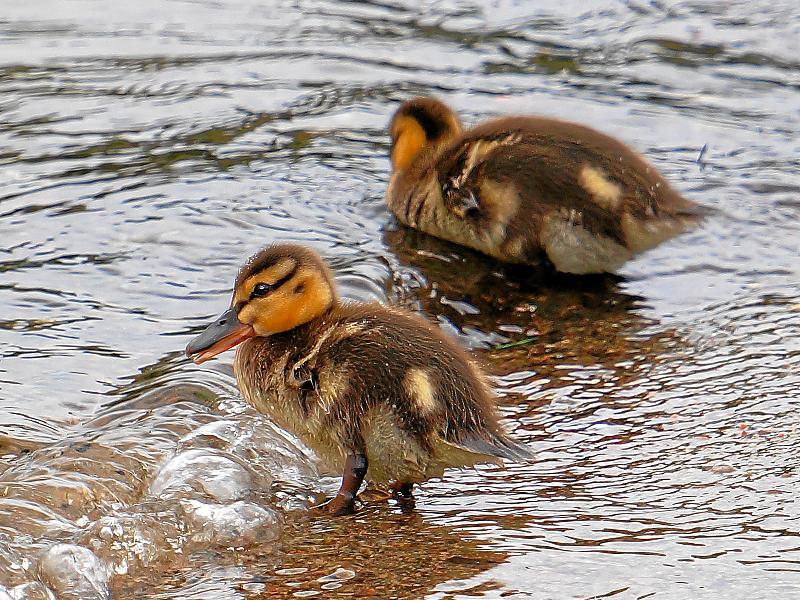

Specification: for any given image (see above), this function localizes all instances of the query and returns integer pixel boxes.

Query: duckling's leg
[324,452,368,516]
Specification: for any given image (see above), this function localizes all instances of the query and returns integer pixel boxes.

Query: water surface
[1,1,799,598]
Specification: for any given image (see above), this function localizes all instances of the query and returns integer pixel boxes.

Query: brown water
[1,0,799,598]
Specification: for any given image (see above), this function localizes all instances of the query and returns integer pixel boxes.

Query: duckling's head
[389,97,462,172]
[186,244,336,364]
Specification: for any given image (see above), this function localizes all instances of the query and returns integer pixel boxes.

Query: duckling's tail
[458,431,534,463]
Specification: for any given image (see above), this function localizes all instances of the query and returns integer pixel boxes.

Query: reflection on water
[383,225,641,352]
[1,0,799,598]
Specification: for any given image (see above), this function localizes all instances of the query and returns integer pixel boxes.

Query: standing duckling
[387,97,704,274]
[185,244,531,515]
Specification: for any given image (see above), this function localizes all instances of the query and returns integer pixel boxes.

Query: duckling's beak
[185,307,255,365]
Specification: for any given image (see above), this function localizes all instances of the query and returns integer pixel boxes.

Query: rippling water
[1,0,799,598]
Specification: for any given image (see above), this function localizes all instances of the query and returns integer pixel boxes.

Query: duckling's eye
[250,282,273,298]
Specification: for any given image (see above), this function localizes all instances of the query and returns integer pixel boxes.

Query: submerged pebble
[317,568,356,583]
[37,544,108,600]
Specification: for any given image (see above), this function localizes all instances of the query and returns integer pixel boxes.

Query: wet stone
[276,568,308,576]
[241,582,266,593]
[37,544,108,600]
[0,541,32,586]
[317,567,356,583]
[320,582,341,590]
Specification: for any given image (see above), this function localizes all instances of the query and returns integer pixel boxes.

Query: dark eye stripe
[250,267,297,299]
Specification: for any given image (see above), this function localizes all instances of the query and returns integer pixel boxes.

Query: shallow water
[1,0,799,598]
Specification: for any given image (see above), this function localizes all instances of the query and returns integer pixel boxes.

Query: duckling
[387,97,704,274]
[185,244,531,515]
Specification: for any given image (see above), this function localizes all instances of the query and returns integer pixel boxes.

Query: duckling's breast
[388,167,516,262]
[233,338,348,473]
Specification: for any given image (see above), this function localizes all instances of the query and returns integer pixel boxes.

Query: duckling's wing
[440,121,702,225]
[450,431,534,464]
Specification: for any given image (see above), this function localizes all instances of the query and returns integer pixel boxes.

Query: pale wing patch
[316,367,349,415]
[540,210,631,274]
[449,140,493,190]
[287,321,365,414]
[479,178,520,228]
[404,368,439,414]
[463,139,493,180]
[291,322,365,372]
[578,165,622,211]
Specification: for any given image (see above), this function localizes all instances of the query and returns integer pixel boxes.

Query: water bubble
[149,449,257,503]
[8,582,55,600]
[37,544,108,600]
[181,499,280,547]
[77,514,180,574]
[178,420,243,450]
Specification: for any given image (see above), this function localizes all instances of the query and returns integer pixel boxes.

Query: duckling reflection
[383,225,644,356]
[387,97,704,274]
[270,507,508,598]
[185,244,532,516]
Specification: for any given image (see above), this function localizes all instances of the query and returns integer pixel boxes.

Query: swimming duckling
[185,244,531,515]
[387,97,704,274]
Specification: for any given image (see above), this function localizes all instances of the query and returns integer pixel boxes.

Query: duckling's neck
[253,305,338,355]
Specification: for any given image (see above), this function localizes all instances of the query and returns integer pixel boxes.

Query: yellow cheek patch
[239,293,305,335]
[391,116,427,172]
[237,268,334,335]
[260,295,305,334]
